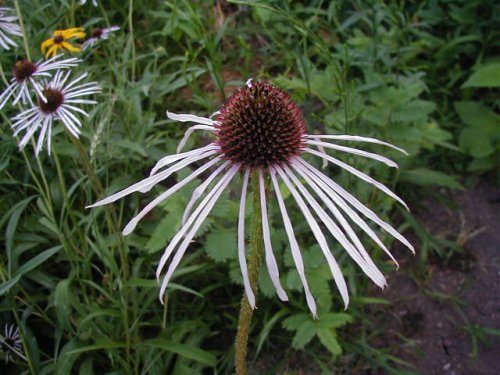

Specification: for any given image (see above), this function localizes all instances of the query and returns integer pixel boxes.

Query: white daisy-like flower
[0,55,80,110]
[89,80,414,318]
[79,0,98,6]
[82,26,120,51]
[0,324,23,363]
[11,69,101,155]
[0,7,23,50]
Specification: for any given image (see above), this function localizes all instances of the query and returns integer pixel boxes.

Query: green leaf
[317,328,342,356]
[291,320,317,349]
[205,228,237,262]
[462,63,500,88]
[140,338,216,367]
[317,313,353,329]
[282,313,309,331]
[400,168,464,190]
[146,214,180,253]
[54,279,73,332]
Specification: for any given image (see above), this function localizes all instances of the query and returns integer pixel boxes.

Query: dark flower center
[13,60,37,82]
[54,35,64,44]
[38,88,64,113]
[92,28,103,38]
[216,81,306,169]
[1,338,14,353]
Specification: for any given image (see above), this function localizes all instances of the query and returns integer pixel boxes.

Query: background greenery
[0,0,498,374]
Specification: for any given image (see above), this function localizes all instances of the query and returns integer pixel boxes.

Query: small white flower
[79,0,98,6]
[82,26,120,51]
[0,324,23,364]
[89,80,414,318]
[11,70,101,156]
[0,7,23,50]
[0,55,80,110]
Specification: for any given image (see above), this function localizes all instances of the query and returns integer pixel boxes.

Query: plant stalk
[235,171,265,375]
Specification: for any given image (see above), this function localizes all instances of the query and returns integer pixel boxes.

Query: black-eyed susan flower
[89,80,414,317]
[41,27,86,58]
[0,7,22,50]
[0,55,80,110]
[82,26,120,51]
[11,70,100,155]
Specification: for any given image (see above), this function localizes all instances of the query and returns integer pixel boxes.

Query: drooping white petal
[312,135,328,169]
[307,134,408,155]
[156,165,237,280]
[87,149,217,208]
[306,139,399,168]
[259,169,288,301]
[294,158,399,268]
[238,170,256,308]
[298,158,414,253]
[270,168,317,317]
[176,124,216,153]
[167,110,215,126]
[158,166,239,300]
[139,150,218,193]
[274,165,349,308]
[149,143,219,176]
[182,161,229,225]
[306,148,409,210]
[284,165,386,288]
[122,157,222,235]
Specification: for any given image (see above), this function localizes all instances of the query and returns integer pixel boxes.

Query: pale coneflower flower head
[11,70,101,156]
[80,0,98,5]
[0,7,23,50]
[89,79,414,318]
[0,324,23,363]
[82,26,120,51]
[0,55,80,110]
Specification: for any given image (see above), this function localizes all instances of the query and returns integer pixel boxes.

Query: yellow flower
[41,27,86,58]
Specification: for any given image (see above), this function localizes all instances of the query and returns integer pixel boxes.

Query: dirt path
[373,180,500,374]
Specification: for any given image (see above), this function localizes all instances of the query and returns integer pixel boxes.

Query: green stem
[13,0,31,61]
[235,171,265,375]
[128,0,136,81]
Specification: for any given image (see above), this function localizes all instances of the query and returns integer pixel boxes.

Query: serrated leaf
[205,228,237,262]
[317,328,342,356]
[462,63,500,88]
[317,313,353,329]
[145,214,180,253]
[291,320,317,349]
[282,313,309,331]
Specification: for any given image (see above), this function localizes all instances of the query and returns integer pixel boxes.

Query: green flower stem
[235,171,265,375]
[13,0,31,61]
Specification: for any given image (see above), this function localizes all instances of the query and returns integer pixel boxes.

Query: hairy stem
[235,171,265,375]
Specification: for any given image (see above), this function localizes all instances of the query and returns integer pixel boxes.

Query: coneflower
[11,70,100,155]
[89,79,414,317]
[0,55,80,110]
[0,7,22,50]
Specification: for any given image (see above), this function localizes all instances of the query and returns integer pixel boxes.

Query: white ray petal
[274,165,349,308]
[238,170,256,308]
[35,117,50,156]
[306,134,408,155]
[259,170,288,301]
[182,161,229,225]
[312,135,328,169]
[306,148,409,210]
[167,110,215,126]
[122,157,222,235]
[298,158,414,253]
[306,139,398,168]
[295,158,399,266]
[270,169,317,317]
[87,150,217,208]
[176,125,216,153]
[284,165,386,288]
[157,166,239,299]
[139,150,218,194]
[149,143,219,176]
